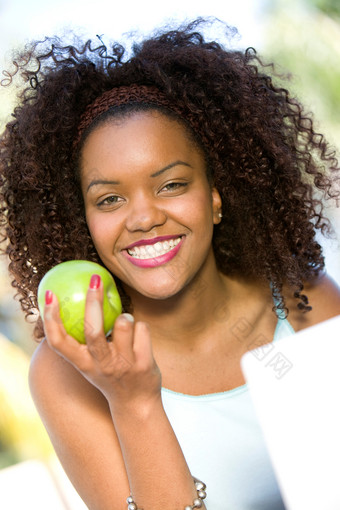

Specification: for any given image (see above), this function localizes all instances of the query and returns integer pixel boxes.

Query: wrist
[127,477,207,510]
[109,392,164,424]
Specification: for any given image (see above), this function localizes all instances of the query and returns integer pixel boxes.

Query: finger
[43,290,68,338]
[111,313,135,364]
[43,290,91,369]
[84,274,110,361]
[84,274,105,338]
[133,321,154,367]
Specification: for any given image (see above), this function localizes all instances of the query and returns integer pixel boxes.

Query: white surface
[241,314,340,510]
[0,458,88,510]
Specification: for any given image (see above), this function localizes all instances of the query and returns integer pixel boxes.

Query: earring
[218,212,222,219]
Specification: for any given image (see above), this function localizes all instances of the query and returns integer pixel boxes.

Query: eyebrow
[150,160,192,177]
[86,160,192,193]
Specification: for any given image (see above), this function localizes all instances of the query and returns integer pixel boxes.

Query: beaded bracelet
[126,477,207,510]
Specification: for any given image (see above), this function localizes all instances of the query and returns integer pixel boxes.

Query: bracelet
[126,477,207,510]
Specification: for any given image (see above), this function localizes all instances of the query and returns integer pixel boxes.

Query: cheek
[86,214,114,251]
[180,188,214,220]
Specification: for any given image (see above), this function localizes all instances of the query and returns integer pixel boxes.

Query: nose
[125,194,167,232]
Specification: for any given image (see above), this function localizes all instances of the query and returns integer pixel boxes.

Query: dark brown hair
[0,19,339,339]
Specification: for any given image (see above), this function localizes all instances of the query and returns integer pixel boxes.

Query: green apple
[38,260,122,344]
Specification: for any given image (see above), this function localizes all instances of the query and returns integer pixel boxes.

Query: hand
[42,275,162,412]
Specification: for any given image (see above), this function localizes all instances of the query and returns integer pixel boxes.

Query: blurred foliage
[262,0,340,151]
[261,0,340,270]
[0,259,36,355]
[0,333,53,469]
[310,0,340,18]
[0,259,53,470]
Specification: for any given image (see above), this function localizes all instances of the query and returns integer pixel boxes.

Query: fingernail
[45,290,53,305]
[89,274,101,290]
[122,313,134,322]
[118,313,135,323]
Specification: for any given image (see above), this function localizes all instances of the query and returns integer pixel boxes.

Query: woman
[1,20,340,510]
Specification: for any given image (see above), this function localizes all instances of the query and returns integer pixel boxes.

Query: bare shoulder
[29,340,129,509]
[283,272,340,332]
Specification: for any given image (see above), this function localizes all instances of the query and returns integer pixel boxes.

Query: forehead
[81,106,199,146]
[83,109,196,144]
[80,111,204,171]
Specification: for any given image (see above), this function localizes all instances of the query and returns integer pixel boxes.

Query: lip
[125,235,182,250]
[123,236,185,268]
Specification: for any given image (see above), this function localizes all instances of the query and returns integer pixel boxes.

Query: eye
[97,195,123,207]
[160,182,188,193]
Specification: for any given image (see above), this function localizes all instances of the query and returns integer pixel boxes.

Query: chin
[143,287,183,300]
[125,280,186,302]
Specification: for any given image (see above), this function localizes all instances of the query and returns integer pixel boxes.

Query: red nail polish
[45,290,53,305]
[90,274,101,290]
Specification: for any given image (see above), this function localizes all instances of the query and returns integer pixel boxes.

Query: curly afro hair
[0,19,339,340]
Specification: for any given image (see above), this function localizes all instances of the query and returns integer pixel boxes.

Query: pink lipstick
[125,235,182,250]
[123,236,185,268]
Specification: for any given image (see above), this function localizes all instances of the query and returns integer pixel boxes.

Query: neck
[124,265,269,351]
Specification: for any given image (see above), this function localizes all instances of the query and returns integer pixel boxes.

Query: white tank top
[161,317,295,509]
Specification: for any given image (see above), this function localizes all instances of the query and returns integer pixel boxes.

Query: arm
[30,280,206,510]
[29,341,130,510]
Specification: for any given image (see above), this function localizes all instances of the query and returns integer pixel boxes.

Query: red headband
[73,84,208,151]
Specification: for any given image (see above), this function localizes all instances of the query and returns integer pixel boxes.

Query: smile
[123,236,184,268]
[127,237,182,259]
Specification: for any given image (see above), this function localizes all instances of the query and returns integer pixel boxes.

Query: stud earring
[218,212,222,219]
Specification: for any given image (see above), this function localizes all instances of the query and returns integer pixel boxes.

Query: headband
[73,84,209,152]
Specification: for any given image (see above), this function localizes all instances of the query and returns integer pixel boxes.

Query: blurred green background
[0,0,339,474]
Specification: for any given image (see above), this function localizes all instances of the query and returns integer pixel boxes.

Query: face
[80,111,222,300]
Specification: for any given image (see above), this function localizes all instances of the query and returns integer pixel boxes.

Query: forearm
[40,299,206,509]
[110,396,206,510]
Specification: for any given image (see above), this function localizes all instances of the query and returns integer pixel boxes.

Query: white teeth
[146,245,155,255]
[127,237,182,259]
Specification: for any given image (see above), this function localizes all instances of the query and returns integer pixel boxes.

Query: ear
[211,187,222,224]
